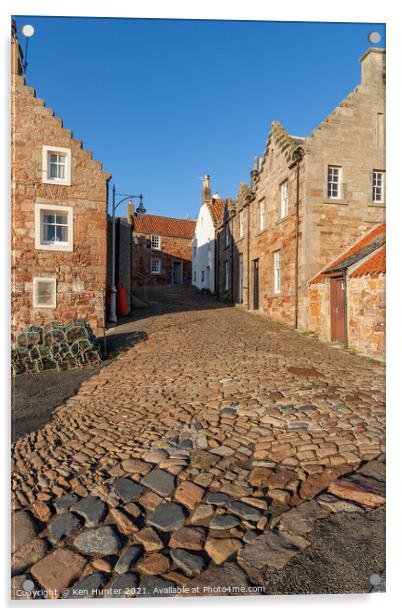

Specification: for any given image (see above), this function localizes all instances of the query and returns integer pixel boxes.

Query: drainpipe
[247,201,250,309]
[343,268,348,348]
[230,214,234,303]
[215,234,219,298]
[293,147,304,330]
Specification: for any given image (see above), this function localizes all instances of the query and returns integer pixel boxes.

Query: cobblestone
[11,292,385,598]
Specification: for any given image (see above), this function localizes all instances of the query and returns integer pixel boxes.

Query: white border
[2,2,401,615]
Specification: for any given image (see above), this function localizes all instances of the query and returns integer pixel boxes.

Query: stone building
[131,214,195,289]
[216,47,385,333]
[308,224,385,360]
[11,21,111,338]
[192,175,226,293]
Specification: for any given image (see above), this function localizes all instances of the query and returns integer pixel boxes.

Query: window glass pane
[43,213,55,224]
[43,224,54,241]
[56,226,68,242]
[37,281,53,305]
[55,214,68,224]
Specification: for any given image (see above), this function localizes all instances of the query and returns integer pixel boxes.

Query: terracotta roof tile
[133,215,196,239]
[350,245,386,277]
[309,223,386,284]
[208,199,226,226]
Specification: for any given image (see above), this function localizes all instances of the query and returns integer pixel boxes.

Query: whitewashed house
[192,175,225,293]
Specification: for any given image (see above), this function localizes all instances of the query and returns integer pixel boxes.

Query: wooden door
[330,277,345,342]
[172,261,182,284]
[253,259,259,310]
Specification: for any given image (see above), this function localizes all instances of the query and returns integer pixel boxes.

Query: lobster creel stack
[12,320,102,375]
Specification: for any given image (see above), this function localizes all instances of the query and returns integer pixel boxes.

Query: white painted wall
[192,203,215,293]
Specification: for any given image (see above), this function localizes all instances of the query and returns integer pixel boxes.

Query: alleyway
[12,288,385,598]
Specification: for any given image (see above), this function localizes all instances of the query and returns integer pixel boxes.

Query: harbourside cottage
[216,47,385,337]
[131,214,195,289]
[192,175,226,293]
[11,20,111,338]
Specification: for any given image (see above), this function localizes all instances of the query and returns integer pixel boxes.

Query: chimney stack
[127,201,134,225]
[360,48,385,87]
[202,174,211,205]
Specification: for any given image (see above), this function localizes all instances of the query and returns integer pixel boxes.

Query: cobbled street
[11,288,386,599]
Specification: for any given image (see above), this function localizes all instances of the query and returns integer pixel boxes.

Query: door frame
[253,259,259,310]
[172,259,183,284]
[238,253,243,304]
[329,273,347,344]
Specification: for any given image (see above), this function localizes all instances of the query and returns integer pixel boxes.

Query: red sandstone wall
[11,74,110,338]
[132,233,193,287]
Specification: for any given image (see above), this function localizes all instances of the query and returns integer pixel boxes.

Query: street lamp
[110,184,146,323]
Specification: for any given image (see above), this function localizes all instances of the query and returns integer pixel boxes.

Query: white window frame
[151,258,161,274]
[327,165,342,199]
[372,170,385,203]
[224,260,229,291]
[259,199,266,231]
[274,250,281,294]
[280,182,289,219]
[42,145,71,186]
[151,235,161,250]
[239,210,244,238]
[33,277,57,309]
[35,203,73,251]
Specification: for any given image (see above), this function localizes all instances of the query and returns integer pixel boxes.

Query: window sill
[322,198,348,205]
[42,178,71,187]
[255,228,267,237]
[369,202,386,208]
[276,215,290,226]
[35,242,73,252]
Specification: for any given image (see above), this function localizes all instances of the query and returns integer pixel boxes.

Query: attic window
[372,170,385,203]
[327,166,342,199]
[151,235,161,249]
[42,146,71,186]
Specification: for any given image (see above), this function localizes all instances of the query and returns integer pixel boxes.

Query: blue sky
[14,17,385,219]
